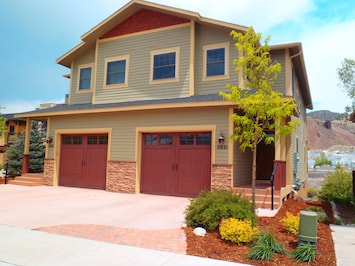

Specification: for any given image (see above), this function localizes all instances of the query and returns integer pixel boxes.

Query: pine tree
[6,122,45,177]
[29,122,45,173]
[6,131,24,177]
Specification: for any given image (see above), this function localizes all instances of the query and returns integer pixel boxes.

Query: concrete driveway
[0,185,190,230]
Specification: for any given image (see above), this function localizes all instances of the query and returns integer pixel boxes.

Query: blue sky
[1,0,355,114]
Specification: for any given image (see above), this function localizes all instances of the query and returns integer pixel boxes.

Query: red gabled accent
[100,9,189,39]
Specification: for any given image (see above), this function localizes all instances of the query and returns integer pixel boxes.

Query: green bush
[319,169,353,204]
[185,189,257,231]
[247,232,286,261]
[290,243,316,263]
[219,218,259,244]
[306,206,329,224]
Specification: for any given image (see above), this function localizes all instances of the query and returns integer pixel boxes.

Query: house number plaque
[217,144,228,149]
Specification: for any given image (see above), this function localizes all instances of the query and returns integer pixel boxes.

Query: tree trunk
[252,115,259,209]
[252,140,257,208]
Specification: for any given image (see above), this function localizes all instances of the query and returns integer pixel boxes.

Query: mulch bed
[185,198,337,265]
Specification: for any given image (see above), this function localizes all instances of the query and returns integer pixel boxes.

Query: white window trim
[149,47,180,85]
[103,55,130,89]
[202,42,229,81]
[77,63,93,93]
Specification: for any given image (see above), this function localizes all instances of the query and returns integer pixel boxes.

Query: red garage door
[141,132,211,197]
[59,134,108,189]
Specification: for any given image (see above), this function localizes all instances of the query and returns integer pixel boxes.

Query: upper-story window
[150,47,179,84]
[104,55,129,88]
[203,43,229,81]
[9,125,15,135]
[78,65,93,90]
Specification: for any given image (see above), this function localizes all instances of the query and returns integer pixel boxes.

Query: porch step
[233,186,281,209]
[6,173,44,187]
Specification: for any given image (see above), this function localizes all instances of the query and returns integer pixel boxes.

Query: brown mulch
[185,198,338,265]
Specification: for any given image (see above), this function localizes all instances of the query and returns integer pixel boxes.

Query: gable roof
[271,42,313,110]
[56,0,247,68]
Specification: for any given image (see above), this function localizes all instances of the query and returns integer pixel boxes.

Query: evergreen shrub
[185,189,256,231]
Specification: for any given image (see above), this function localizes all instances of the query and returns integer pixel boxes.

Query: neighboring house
[0,114,27,166]
[15,0,312,208]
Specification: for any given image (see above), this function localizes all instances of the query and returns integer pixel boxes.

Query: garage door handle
[172,164,178,171]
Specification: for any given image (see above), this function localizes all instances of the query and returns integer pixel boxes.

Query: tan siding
[94,26,191,104]
[292,59,308,184]
[195,24,239,95]
[70,45,95,104]
[47,106,230,163]
[270,50,286,94]
[233,142,253,186]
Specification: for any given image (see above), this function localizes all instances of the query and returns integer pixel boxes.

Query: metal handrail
[4,162,8,184]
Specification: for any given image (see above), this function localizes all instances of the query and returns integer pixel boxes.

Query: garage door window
[160,135,173,145]
[197,133,211,145]
[62,136,83,144]
[180,134,194,145]
[99,135,108,144]
[145,134,158,145]
[73,136,82,144]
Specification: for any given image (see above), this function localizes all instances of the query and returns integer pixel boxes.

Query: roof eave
[14,100,234,119]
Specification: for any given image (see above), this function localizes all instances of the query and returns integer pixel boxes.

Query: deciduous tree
[337,58,355,113]
[220,27,299,207]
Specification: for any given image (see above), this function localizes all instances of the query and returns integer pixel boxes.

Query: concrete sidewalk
[330,224,355,266]
[0,225,250,266]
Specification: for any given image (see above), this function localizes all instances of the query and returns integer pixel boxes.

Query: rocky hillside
[307,110,355,150]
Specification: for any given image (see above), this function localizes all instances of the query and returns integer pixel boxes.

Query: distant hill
[307,113,355,150]
[307,110,347,121]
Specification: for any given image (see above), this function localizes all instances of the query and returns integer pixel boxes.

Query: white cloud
[1,99,65,115]
[300,20,355,112]
[154,0,314,31]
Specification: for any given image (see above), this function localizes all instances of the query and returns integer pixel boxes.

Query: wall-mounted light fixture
[46,137,53,144]
[218,134,225,144]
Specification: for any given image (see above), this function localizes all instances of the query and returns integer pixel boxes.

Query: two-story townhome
[16,0,312,208]
[0,114,27,166]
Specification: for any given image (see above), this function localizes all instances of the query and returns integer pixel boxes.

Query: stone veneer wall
[43,158,54,186]
[211,164,232,190]
[106,160,136,193]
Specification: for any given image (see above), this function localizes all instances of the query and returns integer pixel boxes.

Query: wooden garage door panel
[178,148,211,197]
[85,144,107,189]
[141,147,175,195]
[60,144,84,187]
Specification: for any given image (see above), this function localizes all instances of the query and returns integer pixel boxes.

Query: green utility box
[298,211,318,246]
